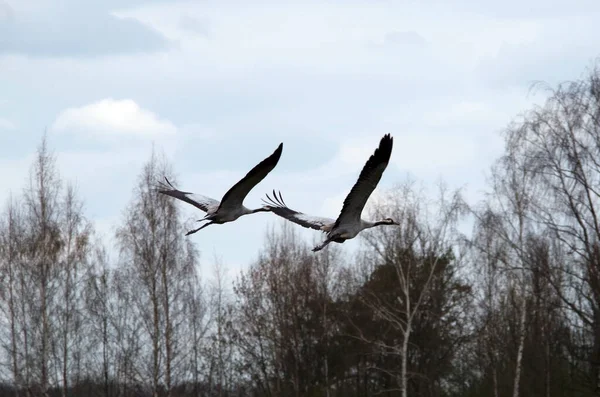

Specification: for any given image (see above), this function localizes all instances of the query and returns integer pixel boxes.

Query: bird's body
[202,204,254,224]
[262,134,398,252]
[158,142,283,235]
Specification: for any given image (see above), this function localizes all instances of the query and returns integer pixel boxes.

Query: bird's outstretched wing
[218,143,283,212]
[157,177,220,213]
[334,134,394,229]
[262,190,335,232]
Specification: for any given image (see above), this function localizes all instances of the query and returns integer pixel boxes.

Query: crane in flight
[158,142,283,235]
[262,134,398,252]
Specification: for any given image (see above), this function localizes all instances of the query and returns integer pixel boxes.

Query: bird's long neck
[361,220,375,230]
[362,219,388,229]
[250,207,270,214]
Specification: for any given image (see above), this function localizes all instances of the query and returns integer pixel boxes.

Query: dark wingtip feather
[156,176,172,193]
[377,134,394,163]
[271,142,284,164]
[261,190,277,207]
[261,143,282,172]
[157,176,194,195]
[332,133,394,229]
[261,189,287,208]
[220,141,285,209]
[277,190,288,207]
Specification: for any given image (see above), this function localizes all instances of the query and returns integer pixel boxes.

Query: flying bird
[158,142,283,235]
[262,134,398,252]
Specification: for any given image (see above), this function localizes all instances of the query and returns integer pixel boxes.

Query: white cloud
[110,2,547,79]
[0,117,15,130]
[379,30,429,51]
[330,132,476,174]
[319,189,383,217]
[178,123,220,141]
[51,98,177,138]
[321,188,390,223]
[5,0,600,272]
[426,101,502,127]
[320,192,346,219]
[0,1,13,22]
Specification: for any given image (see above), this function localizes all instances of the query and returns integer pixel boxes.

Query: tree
[0,195,26,396]
[356,181,470,397]
[55,183,92,396]
[22,134,63,396]
[116,149,200,397]
[84,243,114,397]
[475,149,539,397]
[500,63,600,393]
[181,248,209,397]
[231,223,341,397]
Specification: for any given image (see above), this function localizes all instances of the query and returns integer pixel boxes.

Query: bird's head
[381,217,400,225]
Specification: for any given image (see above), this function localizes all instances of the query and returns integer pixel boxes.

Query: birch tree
[116,150,200,397]
[0,196,26,396]
[22,135,63,396]
[502,65,600,392]
[358,182,469,397]
[55,184,91,396]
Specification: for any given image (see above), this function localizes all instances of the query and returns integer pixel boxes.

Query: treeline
[1,65,600,397]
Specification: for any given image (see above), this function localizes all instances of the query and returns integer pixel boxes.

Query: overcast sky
[1,0,600,274]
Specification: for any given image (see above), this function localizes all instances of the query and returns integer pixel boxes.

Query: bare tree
[0,196,26,397]
[499,63,600,393]
[116,149,200,397]
[478,150,539,397]
[21,134,63,396]
[84,243,113,397]
[204,257,236,397]
[357,181,469,397]
[231,222,341,397]
[54,183,91,396]
[111,264,145,396]
[182,246,209,397]
[469,209,508,397]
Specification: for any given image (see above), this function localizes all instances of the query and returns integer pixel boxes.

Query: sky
[1,0,600,276]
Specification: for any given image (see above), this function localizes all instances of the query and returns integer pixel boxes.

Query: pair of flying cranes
[157,134,398,252]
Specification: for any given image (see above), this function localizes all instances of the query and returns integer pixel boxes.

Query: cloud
[0,2,173,58]
[418,0,600,18]
[112,3,456,77]
[331,132,477,175]
[425,101,505,127]
[0,1,13,22]
[0,153,35,208]
[474,14,600,88]
[5,0,600,271]
[0,117,15,130]
[321,188,389,221]
[382,31,428,50]
[51,98,177,139]
[178,15,211,38]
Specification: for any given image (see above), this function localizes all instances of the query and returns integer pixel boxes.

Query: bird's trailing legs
[186,221,215,236]
[196,213,211,222]
[312,238,334,252]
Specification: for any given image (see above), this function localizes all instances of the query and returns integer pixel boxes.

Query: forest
[1,65,600,397]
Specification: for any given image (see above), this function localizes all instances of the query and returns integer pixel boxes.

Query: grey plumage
[262,134,398,252]
[158,142,283,235]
